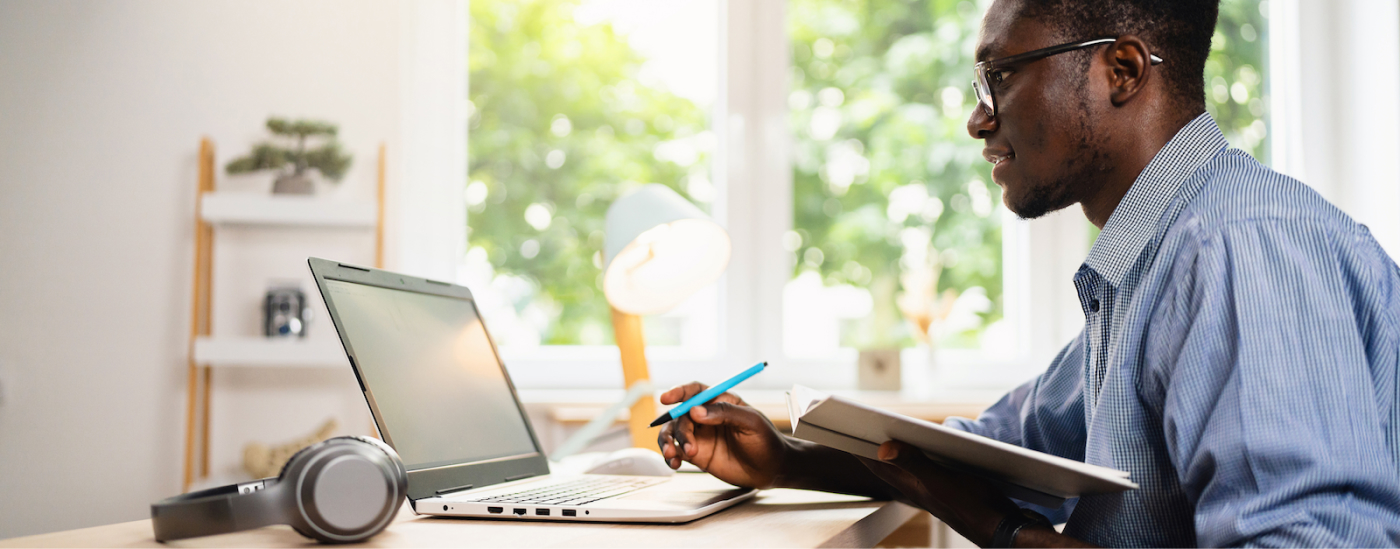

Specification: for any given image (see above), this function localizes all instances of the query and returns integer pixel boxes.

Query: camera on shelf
[263,284,308,338]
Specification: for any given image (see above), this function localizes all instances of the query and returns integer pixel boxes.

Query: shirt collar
[1082,112,1228,286]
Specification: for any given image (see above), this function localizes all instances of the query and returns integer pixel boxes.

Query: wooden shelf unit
[182,138,386,490]
[199,193,378,227]
[192,336,348,368]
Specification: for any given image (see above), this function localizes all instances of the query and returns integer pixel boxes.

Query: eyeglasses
[971,38,1165,118]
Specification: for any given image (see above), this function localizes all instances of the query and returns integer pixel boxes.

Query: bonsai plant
[226,117,353,194]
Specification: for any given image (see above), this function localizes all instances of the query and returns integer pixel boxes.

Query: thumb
[878,440,940,476]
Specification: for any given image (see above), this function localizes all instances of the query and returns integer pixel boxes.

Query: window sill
[499,345,1043,394]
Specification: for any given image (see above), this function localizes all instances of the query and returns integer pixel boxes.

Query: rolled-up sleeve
[1148,220,1400,547]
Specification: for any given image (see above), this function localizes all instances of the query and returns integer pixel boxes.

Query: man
[656,0,1400,546]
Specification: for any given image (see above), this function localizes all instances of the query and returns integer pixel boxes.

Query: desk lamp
[603,184,730,450]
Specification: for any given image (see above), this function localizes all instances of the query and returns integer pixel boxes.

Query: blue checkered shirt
[944,113,1400,547]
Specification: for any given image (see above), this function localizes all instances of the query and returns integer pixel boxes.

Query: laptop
[307,257,756,522]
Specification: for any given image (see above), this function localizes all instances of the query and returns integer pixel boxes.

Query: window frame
[462,0,1311,392]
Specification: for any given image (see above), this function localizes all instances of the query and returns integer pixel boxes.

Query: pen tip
[649,414,670,427]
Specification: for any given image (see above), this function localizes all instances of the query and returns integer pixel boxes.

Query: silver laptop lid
[308,257,550,502]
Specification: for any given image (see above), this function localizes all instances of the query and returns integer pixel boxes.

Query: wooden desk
[0,474,924,548]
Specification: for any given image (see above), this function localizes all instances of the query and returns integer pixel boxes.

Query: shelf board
[193,336,348,368]
[199,193,376,228]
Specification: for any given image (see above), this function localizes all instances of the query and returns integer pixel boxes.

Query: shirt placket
[1074,268,1113,410]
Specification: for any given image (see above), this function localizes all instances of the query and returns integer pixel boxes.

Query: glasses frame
[971,37,1165,118]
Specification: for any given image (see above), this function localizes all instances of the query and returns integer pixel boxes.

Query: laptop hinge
[435,483,474,496]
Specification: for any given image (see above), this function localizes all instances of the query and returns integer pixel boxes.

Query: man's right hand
[655,382,790,489]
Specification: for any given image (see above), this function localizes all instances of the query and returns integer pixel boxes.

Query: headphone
[151,436,408,544]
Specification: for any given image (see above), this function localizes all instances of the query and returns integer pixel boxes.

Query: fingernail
[684,443,694,455]
[693,406,707,419]
[878,444,898,461]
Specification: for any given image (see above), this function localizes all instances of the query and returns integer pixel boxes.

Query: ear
[1105,35,1154,106]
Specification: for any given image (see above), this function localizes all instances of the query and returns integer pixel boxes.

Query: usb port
[513,508,527,516]
[562,509,576,517]
[487,507,503,514]
[535,509,550,516]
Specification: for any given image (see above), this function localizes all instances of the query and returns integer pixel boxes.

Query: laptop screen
[321,278,539,470]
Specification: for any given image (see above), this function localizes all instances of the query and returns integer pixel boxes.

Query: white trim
[1339,0,1400,257]
[393,0,468,279]
[1292,0,1400,257]
[1268,0,1306,181]
[717,0,791,368]
[199,194,378,228]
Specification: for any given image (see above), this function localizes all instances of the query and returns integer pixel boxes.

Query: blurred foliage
[468,0,1268,348]
[1206,0,1270,162]
[468,0,711,344]
[226,117,352,181]
[791,0,1270,349]
[789,0,1001,349]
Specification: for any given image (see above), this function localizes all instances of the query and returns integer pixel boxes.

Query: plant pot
[272,173,315,195]
[857,348,901,391]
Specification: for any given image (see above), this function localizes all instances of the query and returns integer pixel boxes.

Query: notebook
[786,385,1136,508]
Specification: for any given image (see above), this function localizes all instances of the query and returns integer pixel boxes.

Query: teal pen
[650,362,768,427]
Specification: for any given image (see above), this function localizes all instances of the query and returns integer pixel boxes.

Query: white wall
[1289,0,1400,255]
[0,0,463,539]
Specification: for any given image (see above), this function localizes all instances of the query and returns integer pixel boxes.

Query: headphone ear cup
[277,436,340,480]
[289,522,318,540]
[289,437,406,543]
[349,436,407,490]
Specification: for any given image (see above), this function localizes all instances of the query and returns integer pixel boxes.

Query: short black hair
[1018,0,1219,112]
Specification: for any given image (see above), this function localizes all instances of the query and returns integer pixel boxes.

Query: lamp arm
[549,380,654,462]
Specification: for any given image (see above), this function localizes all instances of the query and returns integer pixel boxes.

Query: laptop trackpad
[614,489,748,509]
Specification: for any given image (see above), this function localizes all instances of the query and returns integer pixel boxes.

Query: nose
[967,105,997,140]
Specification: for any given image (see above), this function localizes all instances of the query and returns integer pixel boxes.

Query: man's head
[968,0,1219,221]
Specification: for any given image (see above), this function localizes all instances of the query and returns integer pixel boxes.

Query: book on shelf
[785,385,1137,508]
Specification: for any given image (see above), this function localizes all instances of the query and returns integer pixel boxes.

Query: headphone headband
[151,436,406,543]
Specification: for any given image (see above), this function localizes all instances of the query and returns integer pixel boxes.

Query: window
[784,0,1006,360]
[464,0,721,357]
[1206,0,1271,163]
[464,0,1278,390]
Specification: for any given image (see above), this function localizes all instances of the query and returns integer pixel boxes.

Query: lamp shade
[603,184,730,315]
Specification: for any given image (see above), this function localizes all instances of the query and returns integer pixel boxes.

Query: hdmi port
[487,507,503,514]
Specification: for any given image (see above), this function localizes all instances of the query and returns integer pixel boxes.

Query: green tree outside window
[468,0,713,345]
[468,0,1269,350]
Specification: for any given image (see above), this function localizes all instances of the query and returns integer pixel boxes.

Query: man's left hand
[857,440,1021,547]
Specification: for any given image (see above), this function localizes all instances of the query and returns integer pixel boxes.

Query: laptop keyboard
[467,476,665,506]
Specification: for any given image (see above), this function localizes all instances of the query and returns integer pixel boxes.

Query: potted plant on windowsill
[226,117,353,195]
[897,246,958,380]
[849,275,908,391]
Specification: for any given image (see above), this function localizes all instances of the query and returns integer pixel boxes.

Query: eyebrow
[975,42,997,63]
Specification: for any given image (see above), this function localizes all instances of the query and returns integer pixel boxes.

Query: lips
[983,150,1015,165]
[984,148,1015,182]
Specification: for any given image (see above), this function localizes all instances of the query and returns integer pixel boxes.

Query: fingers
[688,401,763,432]
[656,423,679,468]
[656,414,698,468]
[660,382,749,406]
[660,382,709,405]
[670,415,698,463]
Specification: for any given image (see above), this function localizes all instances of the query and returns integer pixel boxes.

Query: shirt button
[1089,299,1100,313]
